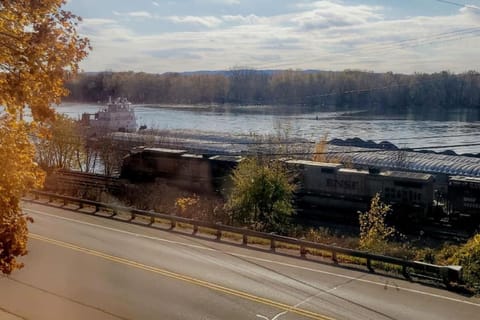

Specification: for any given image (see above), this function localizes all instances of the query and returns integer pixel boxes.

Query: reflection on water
[56,103,480,154]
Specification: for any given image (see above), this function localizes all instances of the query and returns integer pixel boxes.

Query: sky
[65,0,480,74]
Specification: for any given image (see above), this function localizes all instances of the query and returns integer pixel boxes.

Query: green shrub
[226,157,295,233]
[447,234,480,291]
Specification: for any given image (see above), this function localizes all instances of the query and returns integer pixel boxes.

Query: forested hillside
[65,70,480,112]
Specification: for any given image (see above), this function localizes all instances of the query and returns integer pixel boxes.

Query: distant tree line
[65,69,480,112]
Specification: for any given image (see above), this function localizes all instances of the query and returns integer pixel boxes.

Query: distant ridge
[167,69,323,76]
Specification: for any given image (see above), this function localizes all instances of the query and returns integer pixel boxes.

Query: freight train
[120,147,480,231]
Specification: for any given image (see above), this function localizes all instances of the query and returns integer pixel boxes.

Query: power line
[434,0,480,10]
[253,27,480,70]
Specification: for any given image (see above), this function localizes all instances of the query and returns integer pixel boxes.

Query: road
[0,201,479,320]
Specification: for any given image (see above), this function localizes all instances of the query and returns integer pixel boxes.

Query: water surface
[57,103,480,154]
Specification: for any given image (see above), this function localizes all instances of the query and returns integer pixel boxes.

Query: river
[56,103,480,154]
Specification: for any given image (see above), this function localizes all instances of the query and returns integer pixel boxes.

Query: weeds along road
[0,201,479,320]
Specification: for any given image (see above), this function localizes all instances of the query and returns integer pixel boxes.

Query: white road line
[256,312,287,320]
[24,207,480,308]
[25,208,218,252]
[261,287,338,320]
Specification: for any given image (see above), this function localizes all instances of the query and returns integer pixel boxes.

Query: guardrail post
[216,229,222,241]
[367,258,374,272]
[48,195,53,202]
[192,223,198,235]
[95,204,100,212]
[149,216,155,225]
[35,193,39,200]
[79,202,84,209]
[170,218,176,230]
[402,265,410,280]
[300,245,307,258]
[332,251,338,264]
[242,234,248,245]
[130,211,136,221]
[270,239,275,252]
[63,198,68,206]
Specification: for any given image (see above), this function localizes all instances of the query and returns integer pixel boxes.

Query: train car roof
[182,153,203,159]
[328,145,480,177]
[286,159,343,168]
[449,175,480,183]
[143,148,187,155]
[338,168,369,175]
[209,155,242,162]
[378,170,434,182]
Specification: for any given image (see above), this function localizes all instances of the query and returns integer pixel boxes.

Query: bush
[447,234,480,291]
[359,193,396,254]
[226,157,295,233]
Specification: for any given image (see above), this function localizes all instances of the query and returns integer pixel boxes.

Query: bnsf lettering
[326,179,358,190]
[463,197,478,203]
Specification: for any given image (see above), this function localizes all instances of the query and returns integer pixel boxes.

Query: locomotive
[120,147,480,231]
[286,159,434,227]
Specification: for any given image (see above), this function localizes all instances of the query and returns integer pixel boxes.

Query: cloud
[152,1,160,7]
[292,1,382,30]
[79,18,119,36]
[459,5,480,23]
[200,0,240,4]
[76,1,480,74]
[221,14,263,25]
[147,49,202,60]
[259,37,303,51]
[113,11,153,18]
[167,15,222,28]
[145,47,221,60]
[81,18,117,26]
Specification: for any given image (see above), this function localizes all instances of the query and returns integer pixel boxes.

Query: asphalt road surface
[1,201,479,320]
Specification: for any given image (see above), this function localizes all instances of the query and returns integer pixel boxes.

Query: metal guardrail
[29,190,462,285]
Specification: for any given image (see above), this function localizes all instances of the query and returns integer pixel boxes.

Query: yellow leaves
[359,193,396,253]
[0,0,90,122]
[0,116,45,274]
[0,0,88,274]
[175,195,200,215]
[447,233,480,291]
[312,134,329,162]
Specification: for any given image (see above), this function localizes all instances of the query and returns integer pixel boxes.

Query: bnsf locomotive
[120,147,480,231]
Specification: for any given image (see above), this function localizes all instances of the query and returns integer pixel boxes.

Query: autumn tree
[0,117,45,274]
[96,135,127,176]
[0,0,89,274]
[34,114,86,171]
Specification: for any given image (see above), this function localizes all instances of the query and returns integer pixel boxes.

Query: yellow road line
[29,233,335,320]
